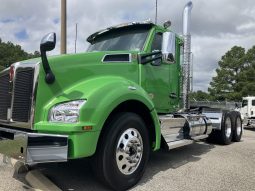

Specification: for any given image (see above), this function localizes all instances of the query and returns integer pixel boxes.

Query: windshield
[242,100,248,107]
[87,28,149,52]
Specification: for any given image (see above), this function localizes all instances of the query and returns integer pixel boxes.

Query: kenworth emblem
[9,65,14,82]
[7,65,15,121]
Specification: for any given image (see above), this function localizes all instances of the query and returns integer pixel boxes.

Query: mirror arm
[40,48,55,84]
[139,51,162,65]
[146,55,162,65]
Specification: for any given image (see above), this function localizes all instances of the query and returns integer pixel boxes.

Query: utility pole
[155,0,158,24]
[61,0,67,54]
[75,23,77,53]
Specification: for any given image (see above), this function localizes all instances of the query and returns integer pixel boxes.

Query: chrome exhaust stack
[182,1,193,111]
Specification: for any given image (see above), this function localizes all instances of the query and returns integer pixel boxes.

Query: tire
[218,112,234,145]
[92,112,150,191]
[231,111,243,142]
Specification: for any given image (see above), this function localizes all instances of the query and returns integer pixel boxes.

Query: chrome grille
[0,63,38,129]
[0,74,12,120]
[12,69,34,122]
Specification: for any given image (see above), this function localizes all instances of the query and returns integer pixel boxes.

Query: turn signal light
[83,126,93,131]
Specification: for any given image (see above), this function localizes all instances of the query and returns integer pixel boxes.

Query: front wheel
[92,112,150,191]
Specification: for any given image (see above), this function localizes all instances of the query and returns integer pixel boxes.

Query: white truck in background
[240,96,255,127]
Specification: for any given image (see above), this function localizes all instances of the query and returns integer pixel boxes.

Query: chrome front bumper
[0,127,68,164]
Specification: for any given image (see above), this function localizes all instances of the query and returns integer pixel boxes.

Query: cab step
[166,135,208,150]
[191,134,208,140]
[167,139,194,150]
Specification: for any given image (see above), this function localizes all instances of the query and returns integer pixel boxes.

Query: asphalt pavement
[0,128,255,191]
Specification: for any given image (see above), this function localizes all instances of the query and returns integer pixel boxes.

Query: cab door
[140,31,171,113]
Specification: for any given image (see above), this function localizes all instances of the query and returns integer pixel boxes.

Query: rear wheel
[232,112,242,142]
[219,112,233,145]
[92,112,150,191]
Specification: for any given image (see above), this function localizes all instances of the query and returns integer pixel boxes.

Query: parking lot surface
[1,128,255,191]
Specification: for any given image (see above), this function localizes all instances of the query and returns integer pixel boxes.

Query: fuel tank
[160,113,212,143]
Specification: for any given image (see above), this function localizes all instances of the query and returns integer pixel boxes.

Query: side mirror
[40,33,56,52]
[162,32,176,64]
[40,32,56,84]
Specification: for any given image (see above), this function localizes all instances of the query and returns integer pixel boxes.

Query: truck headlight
[49,100,86,123]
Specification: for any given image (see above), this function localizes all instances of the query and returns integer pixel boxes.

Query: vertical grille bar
[12,69,34,122]
[0,74,11,120]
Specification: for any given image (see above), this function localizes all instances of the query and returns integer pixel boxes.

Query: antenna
[75,23,78,53]
[155,0,158,24]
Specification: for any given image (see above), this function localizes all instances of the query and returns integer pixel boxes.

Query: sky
[0,0,255,91]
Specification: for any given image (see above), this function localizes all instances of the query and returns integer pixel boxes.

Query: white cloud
[0,0,255,91]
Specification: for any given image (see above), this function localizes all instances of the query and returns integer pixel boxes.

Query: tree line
[191,45,255,102]
[0,38,40,70]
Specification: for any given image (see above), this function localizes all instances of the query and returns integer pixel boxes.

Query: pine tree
[0,38,40,71]
[208,46,246,101]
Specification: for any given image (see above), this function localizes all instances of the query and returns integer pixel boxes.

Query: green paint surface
[20,25,182,158]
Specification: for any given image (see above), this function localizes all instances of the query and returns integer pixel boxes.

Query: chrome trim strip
[0,127,68,164]
[128,86,137,90]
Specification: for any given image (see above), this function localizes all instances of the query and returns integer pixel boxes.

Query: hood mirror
[40,33,56,51]
[40,32,56,84]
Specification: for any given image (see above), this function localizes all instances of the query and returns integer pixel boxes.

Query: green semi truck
[0,2,242,190]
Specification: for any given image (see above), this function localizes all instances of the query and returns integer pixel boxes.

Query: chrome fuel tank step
[167,139,194,150]
[160,114,212,150]
[191,134,208,141]
[160,115,186,143]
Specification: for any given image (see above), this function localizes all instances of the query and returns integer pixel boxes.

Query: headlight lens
[49,100,86,123]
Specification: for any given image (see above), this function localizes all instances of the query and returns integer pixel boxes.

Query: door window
[151,33,162,51]
[252,100,255,106]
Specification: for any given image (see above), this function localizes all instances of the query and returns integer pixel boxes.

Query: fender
[35,76,161,157]
[78,76,161,151]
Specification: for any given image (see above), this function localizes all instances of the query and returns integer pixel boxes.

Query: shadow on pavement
[137,142,214,187]
[33,142,214,191]
[244,127,255,132]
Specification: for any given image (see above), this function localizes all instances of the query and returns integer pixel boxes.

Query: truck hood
[49,51,139,65]
[17,50,139,67]
[32,50,141,124]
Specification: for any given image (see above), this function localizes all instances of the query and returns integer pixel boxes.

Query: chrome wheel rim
[116,128,143,175]
[225,117,232,138]
[236,118,242,136]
